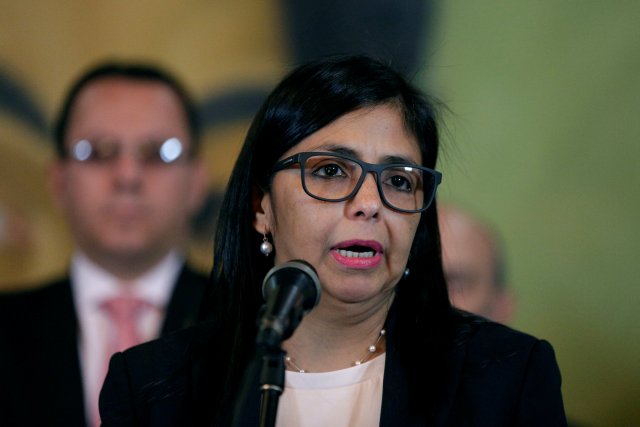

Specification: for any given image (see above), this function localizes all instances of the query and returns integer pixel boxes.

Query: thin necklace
[284,329,386,373]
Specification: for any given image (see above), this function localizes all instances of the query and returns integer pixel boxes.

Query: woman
[100,55,567,426]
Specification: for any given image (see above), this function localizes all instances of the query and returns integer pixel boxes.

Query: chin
[328,284,388,305]
[100,238,154,257]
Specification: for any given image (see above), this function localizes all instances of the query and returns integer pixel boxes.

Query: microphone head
[262,259,321,312]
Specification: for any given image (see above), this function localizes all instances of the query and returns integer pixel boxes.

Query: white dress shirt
[70,250,183,426]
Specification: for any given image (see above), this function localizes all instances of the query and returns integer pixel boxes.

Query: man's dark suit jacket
[0,265,207,427]
[99,311,568,426]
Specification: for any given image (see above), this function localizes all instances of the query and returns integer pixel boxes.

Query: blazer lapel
[160,265,207,334]
[186,322,261,426]
[380,312,469,427]
[34,280,87,426]
[433,335,468,426]
[380,338,415,427]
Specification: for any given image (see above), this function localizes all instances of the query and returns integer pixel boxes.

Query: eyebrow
[382,155,419,166]
[318,144,420,166]
[319,144,357,158]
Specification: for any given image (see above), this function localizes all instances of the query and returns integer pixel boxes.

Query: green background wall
[427,2,640,425]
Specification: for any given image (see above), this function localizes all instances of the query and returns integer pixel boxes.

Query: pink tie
[93,295,148,426]
[102,295,147,353]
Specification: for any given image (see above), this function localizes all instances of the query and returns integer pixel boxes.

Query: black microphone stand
[230,337,287,427]
[257,345,286,427]
[233,260,320,427]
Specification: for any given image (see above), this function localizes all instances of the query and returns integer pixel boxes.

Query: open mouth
[336,245,377,258]
[332,240,383,268]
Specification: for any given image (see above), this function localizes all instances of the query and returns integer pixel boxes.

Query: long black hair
[202,55,454,422]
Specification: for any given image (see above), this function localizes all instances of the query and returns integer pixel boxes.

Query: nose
[112,152,143,191]
[345,173,382,219]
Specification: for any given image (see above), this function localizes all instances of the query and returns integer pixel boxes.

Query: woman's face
[254,104,422,309]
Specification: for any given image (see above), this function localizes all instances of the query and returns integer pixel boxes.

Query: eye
[91,141,119,162]
[75,139,117,162]
[382,166,421,193]
[389,175,412,191]
[314,163,345,177]
[140,138,184,164]
[383,172,414,193]
[137,143,162,163]
[307,157,353,179]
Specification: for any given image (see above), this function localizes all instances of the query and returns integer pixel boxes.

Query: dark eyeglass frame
[64,137,187,165]
[269,151,442,213]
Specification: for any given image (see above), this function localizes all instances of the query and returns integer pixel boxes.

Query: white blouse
[276,354,386,427]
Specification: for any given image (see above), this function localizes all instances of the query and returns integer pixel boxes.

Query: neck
[282,292,393,372]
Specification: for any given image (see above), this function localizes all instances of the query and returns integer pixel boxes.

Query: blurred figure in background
[438,205,590,426]
[438,203,515,324]
[0,62,209,427]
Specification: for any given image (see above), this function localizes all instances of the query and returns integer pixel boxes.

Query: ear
[252,185,273,235]
[186,160,210,215]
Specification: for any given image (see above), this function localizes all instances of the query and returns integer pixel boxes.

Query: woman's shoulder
[105,321,217,397]
[451,309,553,355]
[451,310,561,371]
[99,321,218,424]
[119,320,216,372]
[443,311,567,424]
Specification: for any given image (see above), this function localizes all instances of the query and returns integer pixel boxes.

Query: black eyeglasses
[269,152,442,213]
[65,137,186,165]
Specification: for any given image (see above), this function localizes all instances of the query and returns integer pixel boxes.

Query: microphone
[256,260,321,349]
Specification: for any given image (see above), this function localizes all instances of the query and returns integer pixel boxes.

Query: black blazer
[99,311,567,426]
[0,265,207,427]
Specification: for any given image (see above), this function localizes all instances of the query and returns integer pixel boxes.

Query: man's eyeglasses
[269,152,442,213]
[65,137,186,165]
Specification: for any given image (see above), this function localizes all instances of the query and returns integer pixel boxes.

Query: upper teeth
[337,249,375,258]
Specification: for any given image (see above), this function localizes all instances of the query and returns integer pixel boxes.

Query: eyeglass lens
[301,154,433,212]
[69,137,184,165]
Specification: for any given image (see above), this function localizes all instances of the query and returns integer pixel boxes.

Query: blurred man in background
[0,62,209,427]
[438,203,515,324]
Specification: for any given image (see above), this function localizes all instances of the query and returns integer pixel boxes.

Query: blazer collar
[186,306,469,426]
[380,309,468,427]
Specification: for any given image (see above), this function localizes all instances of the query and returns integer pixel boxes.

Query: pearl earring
[403,267,410,279]
[260,234,273,256]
